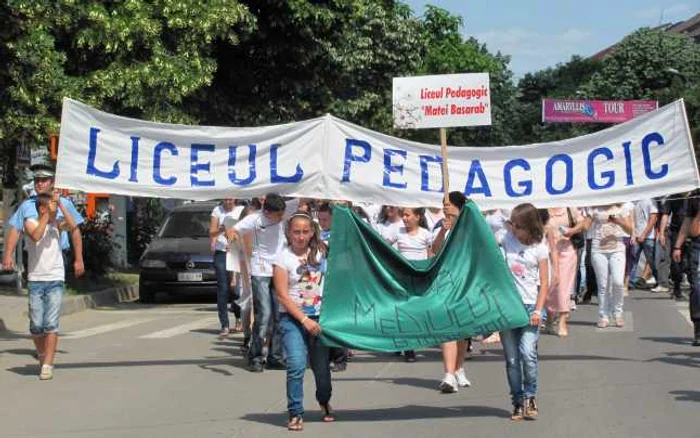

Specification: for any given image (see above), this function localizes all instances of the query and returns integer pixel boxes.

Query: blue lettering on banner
[128,136,140,183]
[419,155,443,192]
[545,154,573,195]
[270,144,304,183]
[587,147,615,190]
[190,143,216,187]
[641,132,668,180]
[341,139,371,183]
[228,145,257,186]
[86,127,120,179]
[622,141,634,186]
[464,160,492,197]
[153,142,178,186]
[503,159,532,197]
[383,149,408,189]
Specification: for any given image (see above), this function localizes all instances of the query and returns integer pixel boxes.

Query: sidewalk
[0,284,139,333]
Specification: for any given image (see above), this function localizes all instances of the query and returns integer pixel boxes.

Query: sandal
[287,415,303,431]
[320,403,335,422]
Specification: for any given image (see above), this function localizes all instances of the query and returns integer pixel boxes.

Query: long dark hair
[510,203,544,245]
[286,211,325,267]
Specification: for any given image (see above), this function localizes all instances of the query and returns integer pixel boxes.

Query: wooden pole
[440,128,449,202]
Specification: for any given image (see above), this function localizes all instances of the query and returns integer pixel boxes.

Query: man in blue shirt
[2,162,85,277]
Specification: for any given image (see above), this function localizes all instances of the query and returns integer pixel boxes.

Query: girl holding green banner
[499,203,550,421]
[274,212,335,431]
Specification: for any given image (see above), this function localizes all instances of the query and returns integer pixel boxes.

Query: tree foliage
[0,0,255,185]
[191,0,425,133]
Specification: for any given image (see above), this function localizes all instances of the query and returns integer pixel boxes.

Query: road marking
[63,318,155,339]
[139,317,218,339]
[677,302,692,326]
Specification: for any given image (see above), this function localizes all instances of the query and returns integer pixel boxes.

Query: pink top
[546,208,582,253]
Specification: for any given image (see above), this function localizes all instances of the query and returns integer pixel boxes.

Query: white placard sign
[392,73,492,129]
[56,98,699,209]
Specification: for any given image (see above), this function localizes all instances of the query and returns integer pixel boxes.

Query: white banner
[393,73,491,129]
[56,98,699,209]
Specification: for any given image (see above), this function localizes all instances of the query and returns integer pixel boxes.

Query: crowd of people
[3,160,700,430]
[207,189,700,427]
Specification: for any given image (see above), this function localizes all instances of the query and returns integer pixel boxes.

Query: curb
[0,284,139,333]
[60,284,140,316]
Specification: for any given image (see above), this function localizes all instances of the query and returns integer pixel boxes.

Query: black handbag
[567,208,585,250]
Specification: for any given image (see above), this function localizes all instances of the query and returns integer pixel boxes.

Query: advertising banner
[542,99,658,123]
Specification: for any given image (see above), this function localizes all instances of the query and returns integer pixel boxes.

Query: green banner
[319,204,529,352]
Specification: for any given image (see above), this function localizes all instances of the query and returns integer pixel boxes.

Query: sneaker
[247,362,264,373]
[331,361,347,372]
[455,368,472,387]
[438,373,458,393]
[614,317,625,328]
[218,328,230,340]
[645,277,657,287]
[673,294,686,301]
[650,285,669,293]
[266,360,287,370]
[510,404,524,421]
[39,364,53,380]
[404,350,417,363]
[570,300,577,311]
[597,318,609,329]
[524,397,538,420]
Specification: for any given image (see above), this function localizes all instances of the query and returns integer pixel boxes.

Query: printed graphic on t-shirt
[295,259,324,316]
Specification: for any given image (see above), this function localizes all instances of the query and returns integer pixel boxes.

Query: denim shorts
[28,281,64,335]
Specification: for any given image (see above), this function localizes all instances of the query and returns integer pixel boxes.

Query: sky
[403,0,699,78]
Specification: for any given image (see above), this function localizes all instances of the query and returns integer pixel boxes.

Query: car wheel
[139,284,156,303]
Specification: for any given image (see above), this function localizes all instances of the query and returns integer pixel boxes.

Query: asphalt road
[1,289,697,438]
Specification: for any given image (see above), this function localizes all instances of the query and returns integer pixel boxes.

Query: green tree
[191,0,424,133]
[0,0,255,186]
[580,28,700,155]
[515,55,602,144]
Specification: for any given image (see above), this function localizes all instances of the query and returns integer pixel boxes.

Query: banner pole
[440,128,450,202]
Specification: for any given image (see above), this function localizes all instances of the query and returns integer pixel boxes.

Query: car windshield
[159,211,211,238]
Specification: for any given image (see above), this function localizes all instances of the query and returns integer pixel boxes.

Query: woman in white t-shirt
[584,204,633,328]
[376,205,403,247]
[274,212,333,431]
[383,207,434,362]
[499,203,549,421]
[209,199,244,339]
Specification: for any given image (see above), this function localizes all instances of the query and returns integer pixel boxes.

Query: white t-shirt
[385,226,433,260]
[425,209,445,233]
[273,247,326,316]
[501,231,549,305]
[25,219,65,282]
[633,199,658,239]
[233,199,299,277]
[589,204,632,253]
[377,220,403,249]
[211,205,245,252]
[484,209,510,242]
[356,202,382,227]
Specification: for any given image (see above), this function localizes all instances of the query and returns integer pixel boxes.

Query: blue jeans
[213,251,240,330]
[280,314,332,417]
[629,238,657,285]
[500,304,539,406]
[249,275,284,365]
[28,281,64,335]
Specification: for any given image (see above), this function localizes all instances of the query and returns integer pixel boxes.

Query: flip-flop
[287,415,303,431]
[320,403,336,422]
